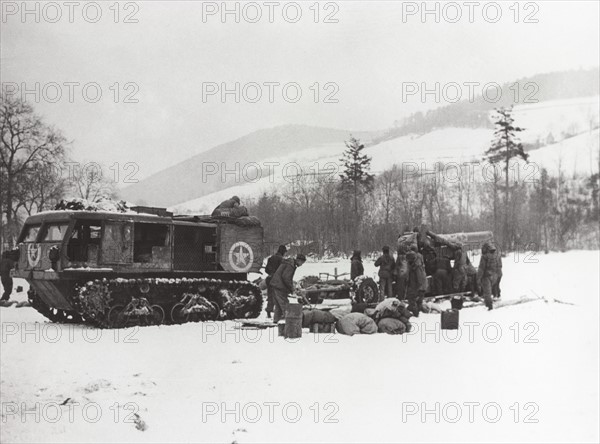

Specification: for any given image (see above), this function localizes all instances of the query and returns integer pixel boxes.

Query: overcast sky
[2,1,599,179]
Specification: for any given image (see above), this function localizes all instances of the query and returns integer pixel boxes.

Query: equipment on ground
[297,275,379,305]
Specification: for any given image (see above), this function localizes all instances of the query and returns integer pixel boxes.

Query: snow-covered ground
[1,250,599,443]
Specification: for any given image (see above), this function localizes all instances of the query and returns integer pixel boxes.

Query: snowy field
[1,250,599,443]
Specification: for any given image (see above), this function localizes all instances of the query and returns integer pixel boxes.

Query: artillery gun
[397,227,494,299]
[12,206,264,328]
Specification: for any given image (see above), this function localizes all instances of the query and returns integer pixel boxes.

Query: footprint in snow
[133,413,148,431]
[82,379,112,394]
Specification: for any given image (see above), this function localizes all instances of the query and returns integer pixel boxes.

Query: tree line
[1,94,598,256]
[0,93,117,249]
[248,108,599,256]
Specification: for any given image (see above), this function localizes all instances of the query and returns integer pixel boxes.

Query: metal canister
[284,303,303,339]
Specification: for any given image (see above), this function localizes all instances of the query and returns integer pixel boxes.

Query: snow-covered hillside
[173,96,599,214]
[1,250,598,443]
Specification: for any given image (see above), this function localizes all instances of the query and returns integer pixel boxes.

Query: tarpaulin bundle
[54,198,131,213]
[185,214,262,227]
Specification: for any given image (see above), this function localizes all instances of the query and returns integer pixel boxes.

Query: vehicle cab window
[133,223,170,266]
[41,223,70,242]
[67,220,102,264]
[19,224,41,243]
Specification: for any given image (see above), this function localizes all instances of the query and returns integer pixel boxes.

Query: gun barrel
[427,230,494,249]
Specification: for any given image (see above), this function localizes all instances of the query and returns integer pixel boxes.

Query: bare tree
[377,165,402,225]
[15,162,67,215]
[0,93,67,246]
[67,162,117,201]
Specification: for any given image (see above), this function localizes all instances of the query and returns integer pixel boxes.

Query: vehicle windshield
[41,223,70,242]
[20,224,41,242]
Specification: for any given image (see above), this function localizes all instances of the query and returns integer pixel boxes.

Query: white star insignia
[233,245,249,266]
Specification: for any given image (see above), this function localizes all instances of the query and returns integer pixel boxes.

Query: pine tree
[484,107,529,249]
[339,136,374,213]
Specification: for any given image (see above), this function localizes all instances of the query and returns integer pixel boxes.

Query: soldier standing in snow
[432,255,452,295]
[405,250,427,317]
[452,244,468,292]
[0,250,17,305]
[394,246,409,300]
[350,250,364,280]
[264,245,287,318]
[374,246,394,300]
[270,253,306,323]
[477,242,502,310]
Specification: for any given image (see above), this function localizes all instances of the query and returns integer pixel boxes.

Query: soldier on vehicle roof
[211,196,241,216]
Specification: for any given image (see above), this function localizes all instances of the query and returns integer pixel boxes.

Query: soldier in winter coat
[270,254,306,323]
[0,250,17,304]
[405,251,427,317]
[394,246,409,300]
[452,245,468,292]
[264,245,287,318]
[211,196,241,216]
[477,242,502,310]
[374,246,394,300]
[432,255,452,295]
[350,250,364,281]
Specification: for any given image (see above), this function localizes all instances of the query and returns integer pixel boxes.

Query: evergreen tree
[339,136,374,213]
[484,107,529,249]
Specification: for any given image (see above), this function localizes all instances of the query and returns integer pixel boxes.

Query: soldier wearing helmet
[452,242,469,292]
[405,250,427,317]
[477,242,503,310]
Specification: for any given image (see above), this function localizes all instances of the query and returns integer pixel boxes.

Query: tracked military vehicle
[13,206,264,328]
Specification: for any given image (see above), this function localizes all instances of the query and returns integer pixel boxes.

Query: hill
[120,125,378,207]
[375,68,600,143]
[123,69,599,209]
[173,95,599,214]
